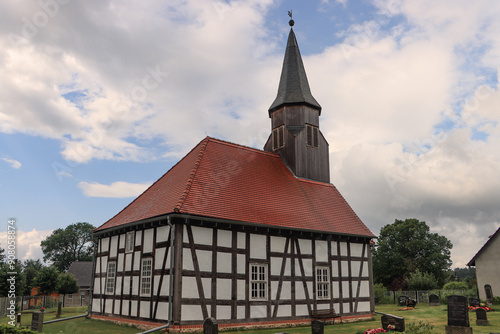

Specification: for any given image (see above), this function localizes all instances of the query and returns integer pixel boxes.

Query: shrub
[374,283,392,304]
[0,324,38,333]
[405,321,434,334]
[407,270,438,291]
[494,296,500,305]
[443,282,468,290]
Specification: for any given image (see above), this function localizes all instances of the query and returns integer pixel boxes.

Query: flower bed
[469,306,494,312]
[363,328,387,334]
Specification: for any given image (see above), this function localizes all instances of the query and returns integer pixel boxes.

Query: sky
[1,0,500,269]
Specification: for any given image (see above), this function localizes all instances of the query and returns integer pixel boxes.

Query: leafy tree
[41,222,95,271]
[58,272,79,306]
[407,269,438,291]
[372,218,452,289]
[23,259,44,291]
[0,261,26,297]
[33,266,60,295]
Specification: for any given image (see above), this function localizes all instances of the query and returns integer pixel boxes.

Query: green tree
[0,261,26,297]
[372,218,452,289]
[407,269,438,291]
[23,259,44,291]
[58,272,79,306]
[33,266,60,295]
[41,222,95,271]
[442,281,468,290]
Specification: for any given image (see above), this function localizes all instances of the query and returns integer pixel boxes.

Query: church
[91,22,375,331]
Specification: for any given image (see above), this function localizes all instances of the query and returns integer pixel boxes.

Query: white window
[316,267,330,299]
[306,124,319,148]
[250,263,267,300]
[141,258,153,296]
[125,231,135,253]
[67,293,73,299]
[106,262,117,294]
[272,125,285,150]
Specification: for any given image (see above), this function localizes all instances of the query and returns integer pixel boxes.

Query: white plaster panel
[100,237,109,253]
[341,261,349,277]
[331,241,338,256]
[298,238,312,254]
[183,248,194,270]
[133,252,141,271]
[317,303,329,310]
[280,281,291,300]
[342,281,350,298]
[125,254,132,271]
[299,258,313,276]
[117,253,124,272]
[362,262,369,277]
[351,243,363,257]
[339,242,348,256]
[192,226,212,245]
[237,306,245,319]
[332,261,339,277]
[237,232,246,249]
[271,281,278,300]
[315,240,328,262]
[250,234,266,259]
[119,234,125,249]
[159,276,170,296]
[115,277,122,295]
[296,304,308,316]
[95,257,101,274]
[105,300,113,313]
[92,301,100,313]
[123,276,130,295]
[250,305,267,319]
[197,250,212,272]
[237,254,246,274]
[143,229,154,253]
[271,257,283,276]
[359,281,370,298]
[217,279,232,300]
[295,281,305,300]
[135,231,142,246]
[140,301,150,318]
[93,277,101,294]
[343,302,351,314]
[132,276,139,295]
[156,225,170,243]
[156,302,169,320]
[114,300,120,315]
[217,252,232,273]
[237,279,245,300]
[357,301,371,312]
[101,256,108,274]
[155,248,166,270]
[202,277,211,299]
[333,303,340,314]
[182,277,199,298]
[270,236,287,253]
[181,305,204,321]
[121,300,129,316]
[332,282,340,298]
[217,306,231,320]
[217,229,232,248]
[130,301,138,317]
[277,304,291,317]
[110,236,118,258]
[351,261,361,277]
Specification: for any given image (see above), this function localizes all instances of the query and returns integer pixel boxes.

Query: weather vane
[288,10,294,26]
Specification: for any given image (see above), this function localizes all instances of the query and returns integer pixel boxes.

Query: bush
[407,270,438,291]
[405,321,434,334]
[0,324,38,333]
[442,282,468,290]
[374,283,392,304]
[494,296,500,305]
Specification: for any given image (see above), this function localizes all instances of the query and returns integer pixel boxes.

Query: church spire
[268,22,321,116]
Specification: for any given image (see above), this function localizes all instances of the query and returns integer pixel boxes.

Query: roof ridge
[208,137,280,157]
[174,137,210,212]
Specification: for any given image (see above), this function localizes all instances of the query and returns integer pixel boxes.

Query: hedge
[0,324,37,334]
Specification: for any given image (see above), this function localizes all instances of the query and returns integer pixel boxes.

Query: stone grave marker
[429,294,440,306]
[381,314,405,332]
[203,317,218,334]
[398,295,408,306]
[475,308,489,326]
[469,298,480,307]
[406,298,417,308]
[31,311,44,333]
[445,295,472,334]
[311,320,324,334]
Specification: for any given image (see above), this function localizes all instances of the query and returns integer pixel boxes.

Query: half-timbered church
[92,22,375,330]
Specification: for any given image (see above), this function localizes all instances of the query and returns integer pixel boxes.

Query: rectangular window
[306,124,319,148]
[140,258,153,296]
[67,293,73,299]
[125,231,135,253]
[272,126,285,150]
[106,262,117,294]
[250,263,267,300]
[316,267,330,299]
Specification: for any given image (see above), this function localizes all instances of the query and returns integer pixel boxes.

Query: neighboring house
[64,261,93,307]
[467,227,500,302]
[91,24,375,330]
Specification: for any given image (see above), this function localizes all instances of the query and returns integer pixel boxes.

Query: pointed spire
[268,27,321,116]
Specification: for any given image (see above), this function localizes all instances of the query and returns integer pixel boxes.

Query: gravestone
[475,308,489,326]
[429,294,440,306]
[56,301,62,318]
[311,320,324,334]
[203,317,218,334]
[381,314,405,332]
[398,296,408,306]
[31,311,44,333]
[469,298,480,307]
[445,295,472,334]
[406,299,417,308]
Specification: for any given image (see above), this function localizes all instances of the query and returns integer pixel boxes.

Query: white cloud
[78,181,152,198]
[0,229,52,262]
[0,157,21,169]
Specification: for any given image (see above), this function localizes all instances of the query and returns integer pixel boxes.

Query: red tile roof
[95,137,374,237]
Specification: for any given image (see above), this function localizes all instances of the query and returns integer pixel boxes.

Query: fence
[378,290,478,304]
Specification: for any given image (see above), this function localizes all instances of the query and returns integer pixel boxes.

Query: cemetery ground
[1,304,499,333]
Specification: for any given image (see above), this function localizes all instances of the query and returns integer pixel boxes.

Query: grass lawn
[2,304,499,333]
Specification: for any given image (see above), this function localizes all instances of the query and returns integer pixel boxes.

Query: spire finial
[288,10,294,26]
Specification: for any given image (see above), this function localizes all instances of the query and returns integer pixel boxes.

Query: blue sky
[1,0,500,267]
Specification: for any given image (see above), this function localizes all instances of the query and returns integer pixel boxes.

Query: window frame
[306,124,319,148]
[125,231,135,253]
[250,263,268,301]
[272,125,285,151]
[105,261,117,295]
[315,266,330,300]
[140,257,153,296]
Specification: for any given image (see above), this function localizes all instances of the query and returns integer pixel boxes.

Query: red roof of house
[95,137,374,237]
